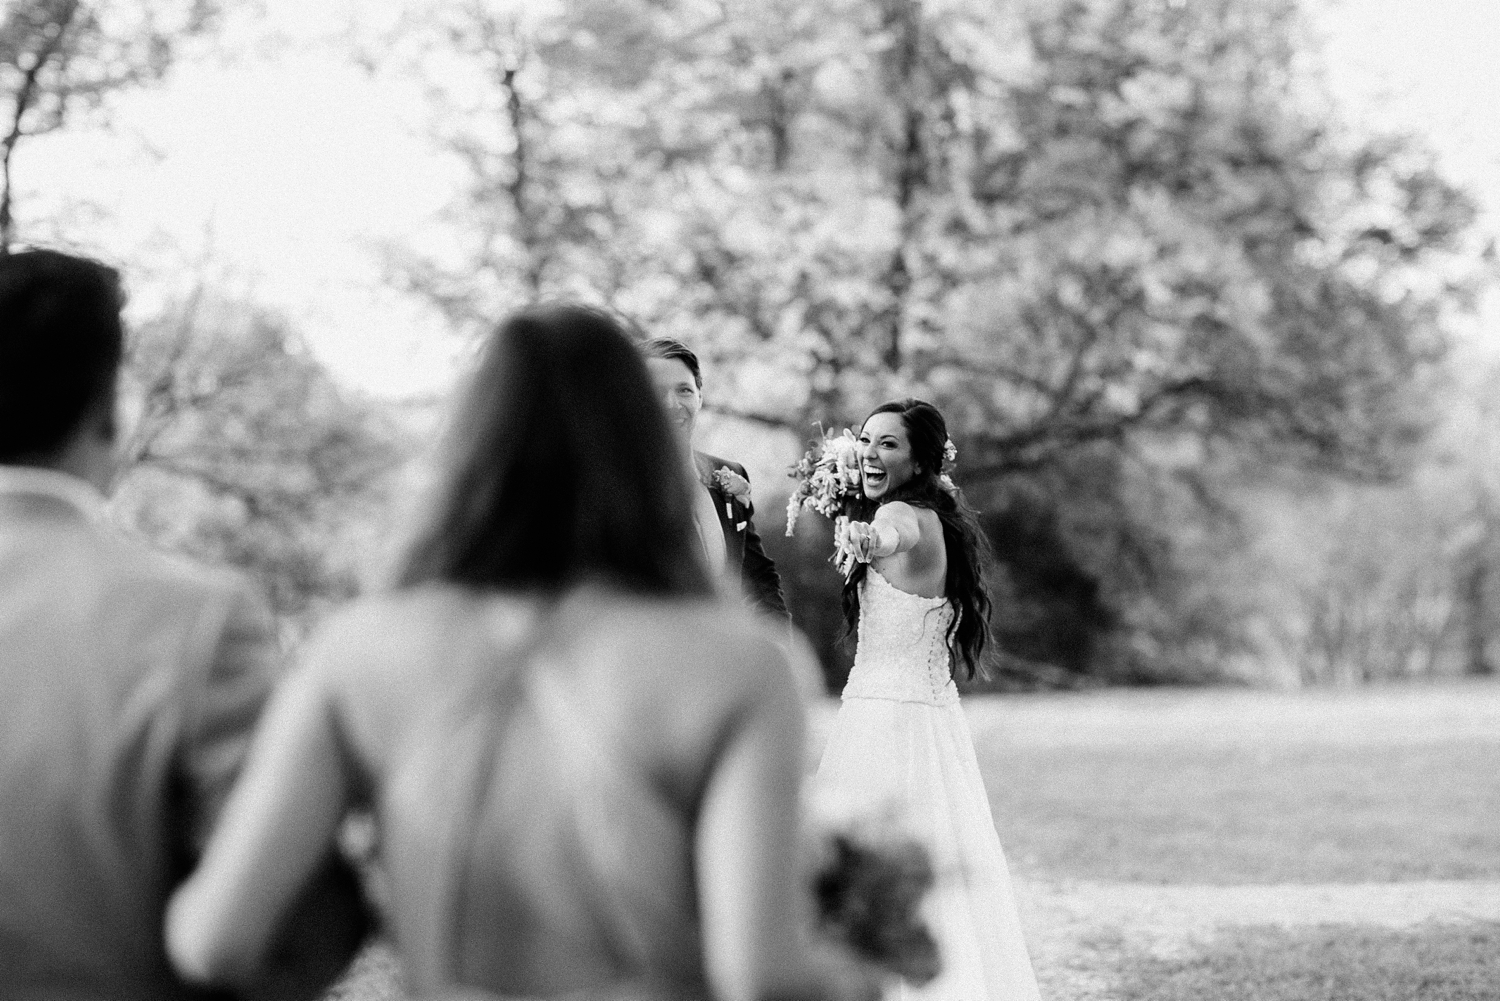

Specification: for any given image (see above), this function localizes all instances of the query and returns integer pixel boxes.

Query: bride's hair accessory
[785,425,862,536]
[936,438,959,495]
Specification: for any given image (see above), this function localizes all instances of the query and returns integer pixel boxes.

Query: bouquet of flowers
[785,426,863,537]
[812,828,941,986]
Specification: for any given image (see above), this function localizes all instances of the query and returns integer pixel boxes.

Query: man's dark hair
[0,249,125,463]
[639,337,702,390]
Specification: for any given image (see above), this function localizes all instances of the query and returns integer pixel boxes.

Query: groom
[641,337,789,621]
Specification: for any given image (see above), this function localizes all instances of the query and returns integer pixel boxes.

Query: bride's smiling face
[859,412,917,500]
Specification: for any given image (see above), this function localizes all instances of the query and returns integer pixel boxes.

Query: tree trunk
[500,63,543,296]
[878,0,928,372]
[1463,558,1495,676]
[1,0,82,254]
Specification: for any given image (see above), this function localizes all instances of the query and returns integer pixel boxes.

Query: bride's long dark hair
[397,304,713,598]
[841,399,993,680]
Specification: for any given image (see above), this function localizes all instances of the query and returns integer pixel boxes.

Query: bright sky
[1314,0,1500,352]
[16,0,468,397]
[12,0,1500,398]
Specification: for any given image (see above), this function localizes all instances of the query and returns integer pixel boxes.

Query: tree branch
[132,452,271,520]
[963,374,1228,480]
[1,0,80,252]
[876,0,928,370]
[702,402,803,432]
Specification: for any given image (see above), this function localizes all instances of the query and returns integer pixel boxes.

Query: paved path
[967,680,1500,748]
[1016,878,1500,1000]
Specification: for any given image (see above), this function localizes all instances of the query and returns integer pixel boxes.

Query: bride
[812,399,1040,1001]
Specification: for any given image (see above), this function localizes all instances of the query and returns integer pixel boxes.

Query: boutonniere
[712,467,752,504]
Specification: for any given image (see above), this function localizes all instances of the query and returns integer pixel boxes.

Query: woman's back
[165,306,843,1001]
[325,584,796,997]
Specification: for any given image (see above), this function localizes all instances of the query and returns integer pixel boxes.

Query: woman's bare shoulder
[898,501,943,528]
[875,500,935,535]
[900,503,944,545]
[298,587,539,771]
[574,595,795,697]
[568,595,803,767]
[301,586,526,687]
[876,499,918,518]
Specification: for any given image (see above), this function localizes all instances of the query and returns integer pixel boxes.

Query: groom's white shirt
[691,476,729,577]
[678,449,727,577]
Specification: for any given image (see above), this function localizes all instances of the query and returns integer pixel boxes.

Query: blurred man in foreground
[0,248,366,1000]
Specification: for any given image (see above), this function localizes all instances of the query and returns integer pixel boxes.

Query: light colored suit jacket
[0,468,275,1001]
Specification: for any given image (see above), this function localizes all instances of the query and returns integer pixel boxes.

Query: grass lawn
[1109,921,1500,1001]
[333,684,1500,998]
[977,733,1500,884]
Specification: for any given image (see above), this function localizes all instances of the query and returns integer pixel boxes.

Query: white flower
[786,425,864,535]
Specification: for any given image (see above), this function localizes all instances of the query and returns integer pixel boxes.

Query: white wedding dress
[811,568,1041,1001]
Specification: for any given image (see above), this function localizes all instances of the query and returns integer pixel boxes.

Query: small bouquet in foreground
[785,426,863,537]
[812,827,941,987]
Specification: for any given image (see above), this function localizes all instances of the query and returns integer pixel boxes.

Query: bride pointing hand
[814,399,1040,1001]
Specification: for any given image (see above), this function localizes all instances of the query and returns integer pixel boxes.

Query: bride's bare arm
[842,501,922,565]
[869,501,921,557]
[166,658,356,988]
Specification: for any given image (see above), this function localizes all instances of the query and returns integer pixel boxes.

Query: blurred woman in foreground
[166,305,862,1001]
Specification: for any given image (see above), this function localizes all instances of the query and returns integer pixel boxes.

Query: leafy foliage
[373,0,1487,684]
[378,0,1479,466]
[112,289,411,626]
[0,0,220,250]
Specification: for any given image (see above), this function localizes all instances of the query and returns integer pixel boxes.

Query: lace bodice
[840,568,959,707]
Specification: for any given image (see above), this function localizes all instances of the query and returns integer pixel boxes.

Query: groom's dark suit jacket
[694,451,789,621]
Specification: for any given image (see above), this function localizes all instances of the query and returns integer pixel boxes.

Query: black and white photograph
[2,1,1497,999]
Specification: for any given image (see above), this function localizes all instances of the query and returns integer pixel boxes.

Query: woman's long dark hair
[397,304,713,598]
[842,399,993,680]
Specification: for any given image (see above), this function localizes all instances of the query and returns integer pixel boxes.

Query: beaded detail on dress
[840,568,959,707]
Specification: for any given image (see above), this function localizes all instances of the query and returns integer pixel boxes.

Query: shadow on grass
[1111,922,1500,1001]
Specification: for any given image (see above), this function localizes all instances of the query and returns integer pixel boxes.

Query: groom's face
[646,356,702,446]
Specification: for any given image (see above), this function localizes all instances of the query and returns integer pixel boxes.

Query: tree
[372,0,1489,684]
[362,0,671,331]
[111,288,412,628]
[1253,356,1500,686]
[0,0,218,252]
